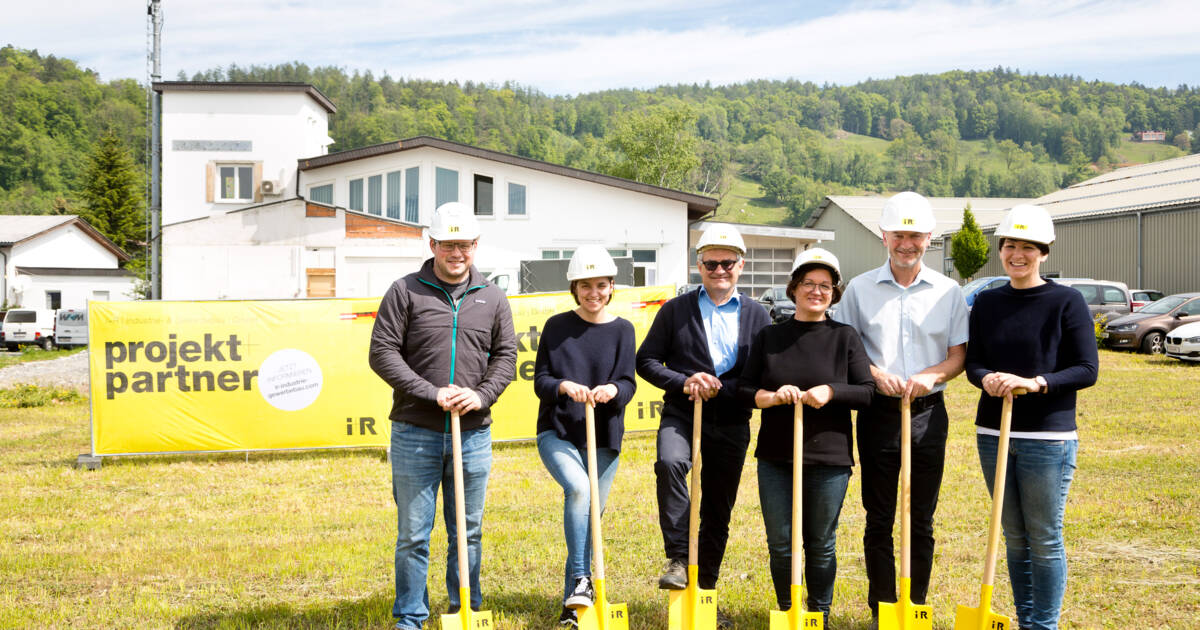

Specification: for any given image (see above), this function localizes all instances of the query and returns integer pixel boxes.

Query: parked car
[1102,293,1200,354]
[54,308,88,347]
[2,309,57,351]
[1164,321,1200,362]
[1055,278,1132,320]
[960,276,1008,309]
[1130,289,1165,310]
[758,286,795,323]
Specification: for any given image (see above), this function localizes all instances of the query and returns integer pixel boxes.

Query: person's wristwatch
[1034,375,1048,393]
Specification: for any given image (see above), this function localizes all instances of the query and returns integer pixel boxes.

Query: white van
[55,309,88,347]
[2,309,58,351]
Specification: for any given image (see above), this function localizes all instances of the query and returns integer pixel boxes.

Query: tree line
[4,44,1200,250]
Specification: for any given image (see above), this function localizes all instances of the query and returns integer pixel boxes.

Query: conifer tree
[951,204,989,280]
[79,132,145,256]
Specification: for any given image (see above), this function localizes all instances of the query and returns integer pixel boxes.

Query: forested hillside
[4,44,1199,234]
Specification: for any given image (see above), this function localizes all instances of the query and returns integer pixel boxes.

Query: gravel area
[0,350,90,391]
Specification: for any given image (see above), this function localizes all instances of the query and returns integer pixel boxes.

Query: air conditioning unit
[261,179,283,196]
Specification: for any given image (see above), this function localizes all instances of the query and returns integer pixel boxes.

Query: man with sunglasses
[831,192,968,626]
[369,201,517,630]
[637,223,770,628]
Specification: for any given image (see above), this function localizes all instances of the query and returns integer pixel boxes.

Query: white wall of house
[162,200,426,300]
[3,223,136,308]
[160,89,331,226]
[301,146,691,290]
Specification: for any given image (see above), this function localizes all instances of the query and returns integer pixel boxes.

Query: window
[474,174,493,216]
[1102,287,1126,304]
[367,174,383,215]
[386,171,403,219]
[631,249,658,286]
[541,249,574,260]
[45,291,61,310]
[508,182,526,216]
[309,184,333,204]
[436,167,458,207]
[219,165,254,202]
[349,178,364,211]
[405,167,420,223]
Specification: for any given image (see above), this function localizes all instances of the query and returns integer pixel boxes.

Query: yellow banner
[89,286,673,455]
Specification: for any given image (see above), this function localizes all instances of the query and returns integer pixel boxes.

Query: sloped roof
[297,136,719,220]
[812,196,1034,239]
[0,215,131,261]
[1029,152,1200,222]
[153,81,337,113]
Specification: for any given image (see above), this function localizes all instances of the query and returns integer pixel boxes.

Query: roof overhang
[152,81,337,114]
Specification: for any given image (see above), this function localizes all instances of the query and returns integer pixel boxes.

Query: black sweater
[533,311,638,452]
[965,280,1099,433]
[738,319,875,465]
[636,289,771,425]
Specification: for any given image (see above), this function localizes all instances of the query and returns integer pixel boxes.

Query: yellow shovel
[668,398,718,630]
[441,411,493,630]
[954,389,1025,630]
[576,402,629,630]
[879,396,933,630]
[769,403,824,630]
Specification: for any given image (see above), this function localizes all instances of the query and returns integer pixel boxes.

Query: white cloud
[6,0,1199,92]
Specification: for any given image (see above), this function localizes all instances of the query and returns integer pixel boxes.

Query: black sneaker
[657,558,688,589]
[558,606,579,627]
[564,576,595,608]
[716,607,734,629]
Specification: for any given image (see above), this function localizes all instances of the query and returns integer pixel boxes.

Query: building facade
[0,216,136,308]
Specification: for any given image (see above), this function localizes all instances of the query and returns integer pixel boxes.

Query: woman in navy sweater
[737,248,874,624]
[533,245,637,627]
[964,205,1098,630]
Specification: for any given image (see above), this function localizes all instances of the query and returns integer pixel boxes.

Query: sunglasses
[434,240,477,253]
[700,259,738,272]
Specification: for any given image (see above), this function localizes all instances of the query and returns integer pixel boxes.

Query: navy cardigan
[636,288,771,425]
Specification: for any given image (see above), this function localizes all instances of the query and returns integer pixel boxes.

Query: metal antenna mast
[148,0,163,299]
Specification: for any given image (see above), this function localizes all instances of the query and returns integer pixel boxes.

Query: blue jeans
[758,459,851,617]
[537,430,620,601]
[390,421,492,630]
[977,435,1077,630]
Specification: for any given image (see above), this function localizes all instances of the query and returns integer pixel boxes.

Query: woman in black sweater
[738,248,874,623]
[533,245,637,628]
[964,205,1098,630]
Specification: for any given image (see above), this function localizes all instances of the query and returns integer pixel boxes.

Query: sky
[6,0,1200,95]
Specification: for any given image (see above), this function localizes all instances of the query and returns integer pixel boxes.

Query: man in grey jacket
[369,202,517,630]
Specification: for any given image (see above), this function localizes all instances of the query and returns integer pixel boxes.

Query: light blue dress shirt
[697,286,742,375]
[832,261,969,393]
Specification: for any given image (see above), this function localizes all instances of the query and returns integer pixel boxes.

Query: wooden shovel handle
[585,402,606,581]
[689,398,702,567]
[900,396,912,579]
[981,388,1027,586]
[791,403,804,585]
[450,411,471,603]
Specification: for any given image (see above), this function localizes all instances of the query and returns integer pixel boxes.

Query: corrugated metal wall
[964,203,1199,294]
[810,206,886,282]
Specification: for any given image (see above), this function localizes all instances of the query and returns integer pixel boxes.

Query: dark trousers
[856,393,948,613]
[655,413,750,589]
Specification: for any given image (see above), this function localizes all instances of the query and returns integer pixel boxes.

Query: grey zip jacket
[369,258,517,432]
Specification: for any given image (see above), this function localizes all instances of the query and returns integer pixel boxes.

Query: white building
[154,82,729,299]
[0,215,137,308]
[686,221,835,297]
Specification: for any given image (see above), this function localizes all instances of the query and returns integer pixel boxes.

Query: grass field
[2,350,1198,628]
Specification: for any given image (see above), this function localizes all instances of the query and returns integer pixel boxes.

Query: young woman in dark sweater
[737,248,874,624]
[964,205,1098,630]
[533,245,637,628]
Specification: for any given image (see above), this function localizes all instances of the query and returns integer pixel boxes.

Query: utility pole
[148,0,163,299]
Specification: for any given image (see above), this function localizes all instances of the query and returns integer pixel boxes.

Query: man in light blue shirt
[832,192,969,622]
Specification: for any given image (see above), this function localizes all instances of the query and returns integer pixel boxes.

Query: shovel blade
[953,605,1011,630]
[440,610,493,630]
[578,601,629,630]
[770,608,825,630]
[668,585,717,630]
[878,601,932,630]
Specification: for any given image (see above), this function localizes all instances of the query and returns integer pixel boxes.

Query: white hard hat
[566,245,618,281]
[696,224,746,256]
[428,202,480,241]
[879,191,936,233]
[996,204,1055,246]
[791,247,841,284]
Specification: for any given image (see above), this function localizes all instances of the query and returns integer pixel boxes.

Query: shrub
[0,384,86,408]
